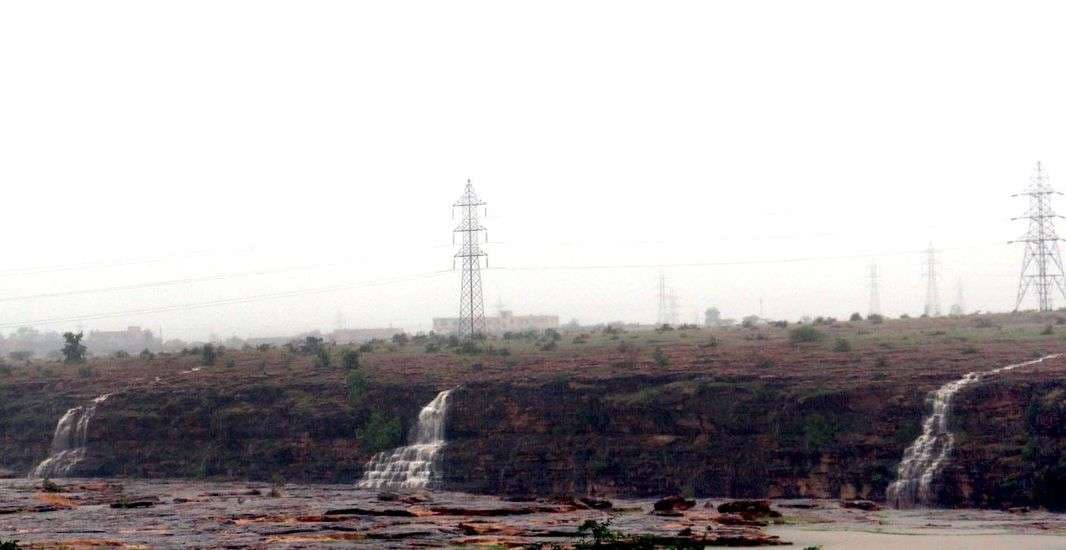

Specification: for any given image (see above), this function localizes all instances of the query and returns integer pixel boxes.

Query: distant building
[433,310,559,335]
[328,327,403,345]
[85,326,162,355]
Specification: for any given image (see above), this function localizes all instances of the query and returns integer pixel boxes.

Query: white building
[433,310,559,335]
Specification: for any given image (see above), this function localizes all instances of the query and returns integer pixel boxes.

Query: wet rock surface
[3,480,1066,548]
[0,479,790,548]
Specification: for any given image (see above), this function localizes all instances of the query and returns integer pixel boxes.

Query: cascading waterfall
[357,389,453,490]
[30,394,111,478]
[886,354,1060,508]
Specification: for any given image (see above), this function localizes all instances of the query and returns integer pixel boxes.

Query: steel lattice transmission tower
[1011,162,1066,312]
[453,180,488,338]
[656,271,669,326]
[923,244,940,317]
[868,262,882,317]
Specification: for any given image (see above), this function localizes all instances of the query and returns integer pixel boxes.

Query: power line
[0,262,346,303]
[487,246,977,273]
[0,270,451,330]
[0,247,255,278]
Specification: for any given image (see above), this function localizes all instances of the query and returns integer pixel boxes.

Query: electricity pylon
[656,271,669,325]
[868,262,882,317]
[923,244,940,317]
[453,180,487,338]
[1011,162,1066,312]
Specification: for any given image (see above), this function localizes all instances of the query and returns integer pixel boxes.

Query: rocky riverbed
[2,479,1065,548]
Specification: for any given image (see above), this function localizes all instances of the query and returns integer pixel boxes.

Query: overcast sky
[2,1,1066,340]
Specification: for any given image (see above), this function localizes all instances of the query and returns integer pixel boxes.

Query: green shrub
[576,517,622,547]
[341,350,361,370]
[224,359,236,368]
[1042,324,1054,336]
[789,325,825,344]
[652,347,669,367]
[298,336,325,355]
[77,365,94,378]
[346,369,369,405]
[139,349,155,360]
[832,338,852,352]
[357,411,403,454]
[868,314,884,324]
[0,540,19,550]
[314,348,331,369]
[849,312,863,322]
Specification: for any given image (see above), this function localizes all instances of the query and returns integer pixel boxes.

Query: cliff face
[941,376,1066,510]
[2,315,1064,511]
[441,375,923,500]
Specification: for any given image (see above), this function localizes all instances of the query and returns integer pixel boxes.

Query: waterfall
[30,394,111,478]
[357,389,453,490]
[886,354,1060,508]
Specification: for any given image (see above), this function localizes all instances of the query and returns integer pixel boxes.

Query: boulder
[714,513,767,527]
[840,499,881,511]
[653,495,696,513]
[578,496,614,510]
[716,499,781,518]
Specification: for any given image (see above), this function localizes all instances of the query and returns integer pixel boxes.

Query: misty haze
[3,2,1066,549]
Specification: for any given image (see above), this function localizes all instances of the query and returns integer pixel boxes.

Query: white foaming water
[357,389,453,490]
[30,394,111,478]
[887,354,1060,508]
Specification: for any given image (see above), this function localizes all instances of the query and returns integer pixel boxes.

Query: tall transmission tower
[923,244,940,317]
[1011,162,1066,312]
[656,271,669,325]
[453,180,487,338]
[868,262,882,317]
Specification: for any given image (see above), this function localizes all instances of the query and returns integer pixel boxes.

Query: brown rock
[654,495,696,513]
[712,500,780,518]
[578,496,614,510]
[324,507,419,517]
[714,513,768,527]
[840,499,881,511]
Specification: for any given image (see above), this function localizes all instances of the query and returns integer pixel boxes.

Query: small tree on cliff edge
[61,332,87,364]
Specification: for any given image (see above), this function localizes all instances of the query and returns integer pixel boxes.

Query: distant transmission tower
[453,180,487,338]
[950,277,965,316]
[1011,162,1066,312]
[923,244,940,317]
[868,262,882,317]
[656,271,669,325]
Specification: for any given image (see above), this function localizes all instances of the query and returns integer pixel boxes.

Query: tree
[61,332,87,364]
[849,312,863,322]
[201,343,218,366]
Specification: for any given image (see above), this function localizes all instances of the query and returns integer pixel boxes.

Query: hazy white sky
[2,1,1066,339]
